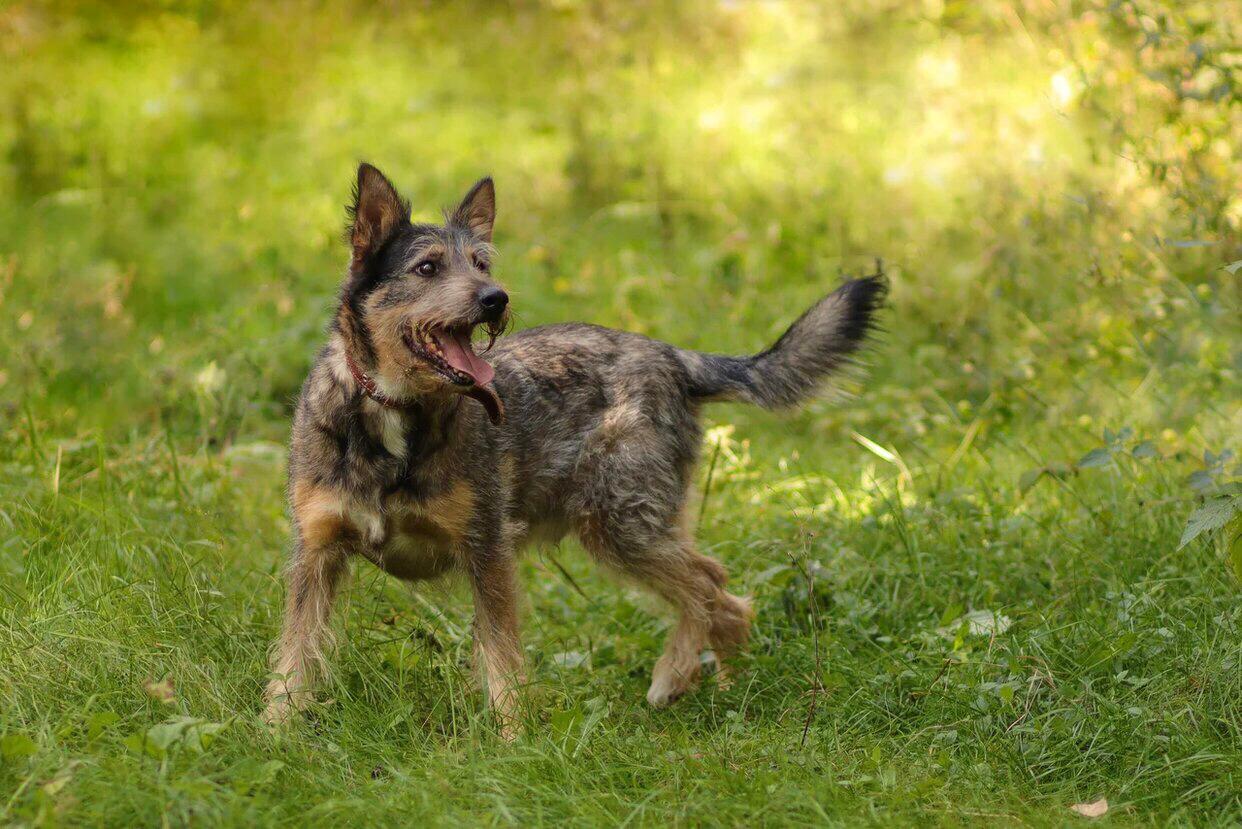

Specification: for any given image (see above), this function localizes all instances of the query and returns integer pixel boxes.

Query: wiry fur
[263,164,886,735]
[678,273,887,408]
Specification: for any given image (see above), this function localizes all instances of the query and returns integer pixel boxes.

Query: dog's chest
[365,480,476,581]
[376,409,407,459]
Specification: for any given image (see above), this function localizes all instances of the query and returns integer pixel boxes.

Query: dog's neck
[344,350,411,411]
[329,335,461,423]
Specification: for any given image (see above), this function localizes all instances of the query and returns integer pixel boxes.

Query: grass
[0,2,1239,826]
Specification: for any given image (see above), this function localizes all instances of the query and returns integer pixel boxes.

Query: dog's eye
[475,259,490,273]
[414,261,437,277]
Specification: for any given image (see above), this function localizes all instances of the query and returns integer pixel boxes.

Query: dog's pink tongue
[439,330,495,386]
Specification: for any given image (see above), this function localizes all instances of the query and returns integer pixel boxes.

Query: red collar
[345,352,414,410]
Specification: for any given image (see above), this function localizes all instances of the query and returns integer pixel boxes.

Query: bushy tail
[678,272,887,409]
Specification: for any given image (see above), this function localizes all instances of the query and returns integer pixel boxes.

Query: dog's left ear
[451,177,496,243]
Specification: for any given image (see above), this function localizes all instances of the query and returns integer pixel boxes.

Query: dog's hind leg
[572,397,752,706]
[582,522,752,707]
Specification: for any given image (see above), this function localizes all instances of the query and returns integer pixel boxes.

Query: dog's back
[488,272,887,562]
[489,323,702,544]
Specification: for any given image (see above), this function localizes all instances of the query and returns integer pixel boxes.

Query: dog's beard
[478,314,509,355]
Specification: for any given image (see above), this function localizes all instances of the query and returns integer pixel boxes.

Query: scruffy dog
[263,164,885,732]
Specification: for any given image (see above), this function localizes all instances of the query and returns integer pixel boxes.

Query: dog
[263,163,886,733]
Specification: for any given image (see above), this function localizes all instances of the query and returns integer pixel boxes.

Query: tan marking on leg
[292,481,356,549]
[294,481,385,547]
[643,542,714,707]
[263,549,351,724]
[265,483,357,725]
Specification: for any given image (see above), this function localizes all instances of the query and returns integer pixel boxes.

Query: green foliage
[1178,492,1240,549]
[0,1,1238,825]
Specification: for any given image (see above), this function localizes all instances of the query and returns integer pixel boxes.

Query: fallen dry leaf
[1070,798,1109,818]
[937,609,1013,638]
[143,677,176,704]
[41,760,81,796]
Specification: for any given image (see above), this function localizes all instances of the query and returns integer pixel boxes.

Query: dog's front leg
[263,503,357,724]
[467,548,524,739]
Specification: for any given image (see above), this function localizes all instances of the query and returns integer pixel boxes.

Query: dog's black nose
[477,286,508,320]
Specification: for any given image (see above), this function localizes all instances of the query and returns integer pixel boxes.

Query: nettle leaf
[749,563,791,587]
[549,706,582,741]
[1020,463,1075,494]
[231,759,286,795]
[1227,515,1242,582]
[1130,440,1159,459]
[123,731,161,759]
[1077,448,1113,469]
[86,711,120,741]
[1187,470,1216,492]
[938,602,965,628]
[1178,495,1242,550]
[1018,468,1045,495]
[129,717,229,758]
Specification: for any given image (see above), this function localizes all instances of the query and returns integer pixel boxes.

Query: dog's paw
[496,719,520,742]
[261,698,294,727]
[646,659,698,708]
[261,685,311,726]
[646,683,685,708]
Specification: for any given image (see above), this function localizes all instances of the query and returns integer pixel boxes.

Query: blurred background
[0,0,1235,451]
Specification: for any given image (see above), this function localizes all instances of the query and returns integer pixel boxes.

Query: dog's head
[336,163,509,422]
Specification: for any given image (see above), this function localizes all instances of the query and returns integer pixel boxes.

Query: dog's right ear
[347,163,409,271]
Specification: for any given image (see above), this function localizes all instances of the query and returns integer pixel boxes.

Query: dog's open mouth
[401,322,504,423]
[403,323,495,387]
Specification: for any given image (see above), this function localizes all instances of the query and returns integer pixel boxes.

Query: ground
[0,2,1238,826]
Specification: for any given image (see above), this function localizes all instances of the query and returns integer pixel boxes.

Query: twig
[547,551,592,604]
[791,537,823,749]
[697,436,724,530]
[909,658,953,700]
[163,425,188,502]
